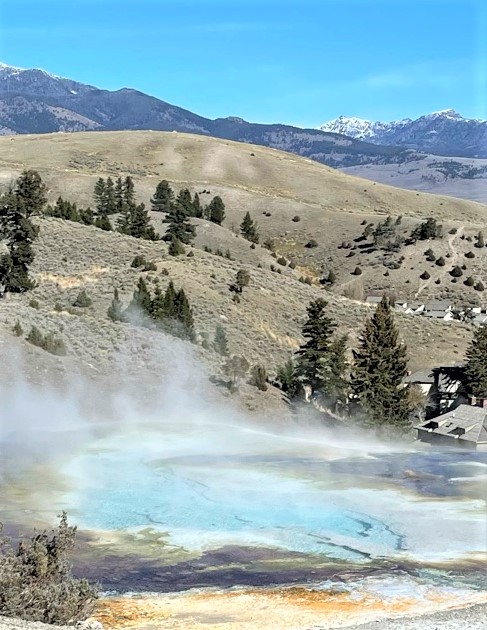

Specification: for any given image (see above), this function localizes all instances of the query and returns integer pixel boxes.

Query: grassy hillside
[0,131,483,415]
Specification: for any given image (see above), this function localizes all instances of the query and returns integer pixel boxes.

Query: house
[415,402,487,450]
[427,364,466,417]
[403,370,434,396]
[405,302,425,315]
[423,310,455,321]
[424,300,452,313]
[473,314,487,327]
[365,295,382,305]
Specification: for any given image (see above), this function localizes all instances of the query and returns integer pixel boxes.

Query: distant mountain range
[320,110,487,158]
[1,62,483,166]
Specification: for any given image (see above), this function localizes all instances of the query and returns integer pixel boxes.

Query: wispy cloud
[356,60,467,90]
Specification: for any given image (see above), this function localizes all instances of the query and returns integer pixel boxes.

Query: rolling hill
[0,130,485,413]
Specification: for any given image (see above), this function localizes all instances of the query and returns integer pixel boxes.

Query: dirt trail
[415,225,464,297]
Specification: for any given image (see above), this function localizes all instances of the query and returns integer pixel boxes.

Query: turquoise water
[58,423,487,565]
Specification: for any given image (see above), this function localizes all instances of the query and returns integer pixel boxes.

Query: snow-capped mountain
[320,110,487,157]
[1,61,486,161]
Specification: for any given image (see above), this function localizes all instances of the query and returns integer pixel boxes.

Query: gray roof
[424,300,452,311]
[407,302,425,310]
[416,405,487,444]
[424,310,449,318]
[403,370,434,385]
[365,296,382,304]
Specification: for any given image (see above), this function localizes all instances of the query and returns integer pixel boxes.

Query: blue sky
[0,0,484,127]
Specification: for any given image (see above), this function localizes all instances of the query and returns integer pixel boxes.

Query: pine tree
[125,277,151,318]
[164,205,195,245]
[463,327,487,397]
[94,214,112,231]
[151,180,174,213]
[240,212,259,243]
[123,176,135,208]
[192,193,202,218]
[176,188,194,216]
[168,236,185,256]
[0,192,39,294]
[15,169,47,217]
[223,355,250,391]
[351,297,410,431]
[214,324,229,355]
[476,231,485,248]
[163,280,177,318]
[174,288,195,341]
[277,359,299,397]
[130,203,158,240]
[293,299,348,407]
[114,177,124,212]
[104,177,117,214]
[107,288,123,322]
[93,178,106,214]
[208,196,225,225]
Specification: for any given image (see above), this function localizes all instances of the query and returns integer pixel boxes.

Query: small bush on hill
[305,239,318,248]
[420,271,430,280]
[72,290,92,308]
[26,326,67,356]
[0,513,97,624]
[249,365,268,391]
[465,276,475,287]
[465,251,475,259]
[131,255,147,268]
[28,299,40,310]
[292,215,301,222]
[450,266,463,278]
[12,321,23,337]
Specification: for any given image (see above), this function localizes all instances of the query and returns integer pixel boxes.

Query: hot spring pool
[2,420,486,591]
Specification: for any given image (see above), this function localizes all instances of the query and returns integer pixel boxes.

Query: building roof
[424,310,449,318]
[365,296,382,304]
[403,370,434,385]
[415,405,487,444]
[424,300,452,311]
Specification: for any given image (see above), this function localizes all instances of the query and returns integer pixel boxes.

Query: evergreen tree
[0,192,39,293]
[104,177,117,214]
[463,327,487,397]
[130,203,158,240]
[125,277,151,318]
[293,299,348,407]
[150,285,166,322]
[208,196,225,225]
[168,236,185,256]
[94,214,112,231]
[15,169,47,217]
[151,180,174,213]
[223,355,250,391]
[174,288,195,341]
[350,297,410,431]
[192,193,202,218]
[93,178,106,214]
[123,176,135,208]
[176,188,195,216]
[107,288,123,322]
[163,205,195,245]
[476,230,485,248]
[114,177,124,212]
[277,359,299,398]
[163,280,177,318]
[240,212,259,243]
[214,324,229,355]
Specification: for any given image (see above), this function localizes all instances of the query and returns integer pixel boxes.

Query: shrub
[186,251,195,258]
[72,290,92,308]
[292,215,301,222]
[449,227,458,234]
[304,276,313,285]
[474,281,485,292]
[26,326,67,356]
[465,276,475,287]
[0,513,97,624]
[289,261,296,269]
[143,261,157,271]
[131,254,147,268]
[450,266,463,278]
[12,321,23,337]
[352,266,362,276]
[277,256,287,266]
[249,365,268,391]
[169,237,185,256]
[436,256,446,267]
[435,278,441,284]
[236,269,250,289]
[28,299,40,310]
[465,251,475,259]
[305,239,318,249]
[420,271,430,280]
